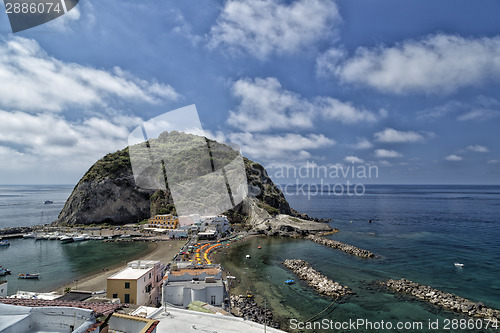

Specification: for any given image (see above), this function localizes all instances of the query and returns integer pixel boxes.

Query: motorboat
[285,279,295,285]
[454,263,464,267]
[245,254,251,259]
[0,240,10,247]
[43,200,53,204]
[23,233,36,238]
[18,273,40,279]
[0,267,11,275]
[59,235,74,244]
[72,235,87,242]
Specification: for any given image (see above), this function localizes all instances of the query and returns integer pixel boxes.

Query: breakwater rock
[230,295,280,329]
[306,234,375,258]
[283,259,352,298]
[384,278,500,321]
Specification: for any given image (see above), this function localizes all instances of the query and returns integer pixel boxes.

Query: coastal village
[0,214,287,332]
[2,211,500,332]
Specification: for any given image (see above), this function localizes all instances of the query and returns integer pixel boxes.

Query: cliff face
[56,132,294,227]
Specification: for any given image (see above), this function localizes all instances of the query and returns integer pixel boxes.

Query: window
[112,293,118,298]
[125,282,130,289]
[210,295,216,305]
[149,272,151,279]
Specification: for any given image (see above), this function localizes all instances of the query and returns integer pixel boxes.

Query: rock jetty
[230,295,280,329]
[306,234,375,258]
[283,259,352,298]
[384,278,500,321]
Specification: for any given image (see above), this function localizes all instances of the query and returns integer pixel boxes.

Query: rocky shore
[230,295,281,329]
[283,259,352,298]
[306,234,375,258]
[384,278,500,321]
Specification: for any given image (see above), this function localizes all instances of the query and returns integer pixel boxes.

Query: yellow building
[107,260,164,306]
[148,214,179,229]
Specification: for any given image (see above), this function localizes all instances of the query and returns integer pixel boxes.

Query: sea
[0,185,152,295]
[1,184,499,332]
[219,185,500,332]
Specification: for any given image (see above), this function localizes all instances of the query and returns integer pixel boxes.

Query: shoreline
[51,239,187,295]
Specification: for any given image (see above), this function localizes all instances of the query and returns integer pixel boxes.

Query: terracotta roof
[0,297,125,316]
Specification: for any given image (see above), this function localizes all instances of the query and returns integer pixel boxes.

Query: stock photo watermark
[251,161,380,199]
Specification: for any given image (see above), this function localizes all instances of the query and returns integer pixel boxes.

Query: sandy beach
[52,239,187,294]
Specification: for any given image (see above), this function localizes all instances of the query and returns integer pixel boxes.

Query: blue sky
[0,0,499,184]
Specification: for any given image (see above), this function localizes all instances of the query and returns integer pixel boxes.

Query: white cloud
[0,36,178,113]
[466,145,489,153]
[349,137,373,150]
[228,77,379,132]
[316,97,377,124]
[374,149,402,158]
[344,156,364,164]
[208,0,341,59]
[228,77,314,132]
[0,110,142,182]
[457,109,500,121]
[445,154,463,161]
[228,132,335,160]
[374,128,428,143]
[318,34,500,94]
[488,159,499,164]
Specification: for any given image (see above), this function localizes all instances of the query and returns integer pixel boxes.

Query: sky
[0,0,499,185]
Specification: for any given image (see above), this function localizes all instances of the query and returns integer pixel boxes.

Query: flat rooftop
[108,267,151,280]
[152,307,285,333]
[166,280,223,290]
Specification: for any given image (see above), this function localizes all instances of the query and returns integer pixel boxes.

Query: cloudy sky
[1,0,499,184]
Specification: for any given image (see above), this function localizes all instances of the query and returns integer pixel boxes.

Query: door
[124,294,130,303]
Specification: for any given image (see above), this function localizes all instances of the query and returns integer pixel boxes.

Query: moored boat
[0,267,11,276]
[59,235,74,244]
[18,273,40,279]
[285,279,295,285]
[0,240,10,247]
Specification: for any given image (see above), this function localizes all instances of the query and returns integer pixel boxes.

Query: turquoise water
[220,185,500,332]
[0,238,152,295]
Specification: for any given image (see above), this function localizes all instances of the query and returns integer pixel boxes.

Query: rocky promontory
[55,131,331,236]
[283,259,352,298]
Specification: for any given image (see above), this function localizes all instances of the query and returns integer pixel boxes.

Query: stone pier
[283,259,352,298]
[306,234,375,258]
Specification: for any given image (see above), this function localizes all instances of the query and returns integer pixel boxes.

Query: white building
[0,303,96,333]
[107,260,165,306]
[163,265,225,308]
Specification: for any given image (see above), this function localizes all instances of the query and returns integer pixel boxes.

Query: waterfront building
[163,265,225,308]
[107,260,165,306]
[148,214,179,229]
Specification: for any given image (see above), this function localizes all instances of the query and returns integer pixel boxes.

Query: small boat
[285,279,295,285]
[18,273,40,279]
[0,240,10,247]
[59,235,74,244]
[0,267,11,276]
[43,200,53,204]
[23,233,36,238]
[454,263,464,267]
[258,246,262,249]
[245,254,251,259]
[72,235,86,242]
[119,234,131,238]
